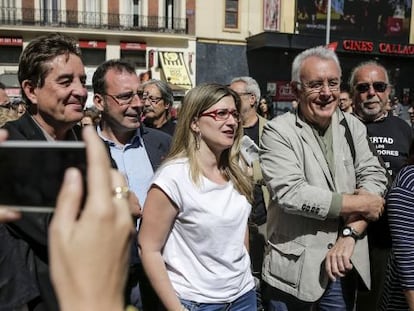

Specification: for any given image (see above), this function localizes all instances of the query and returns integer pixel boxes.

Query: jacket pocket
[268,240,305,288]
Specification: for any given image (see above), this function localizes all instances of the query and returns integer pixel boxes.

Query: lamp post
[326,0,332,45]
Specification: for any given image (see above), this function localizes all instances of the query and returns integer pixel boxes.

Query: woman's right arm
[138,186,182,311]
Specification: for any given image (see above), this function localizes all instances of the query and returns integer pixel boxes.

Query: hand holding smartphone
[0,141,86,213]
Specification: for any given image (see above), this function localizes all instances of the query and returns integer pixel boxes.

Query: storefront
[246,32,414,115]
[254,0,414,115]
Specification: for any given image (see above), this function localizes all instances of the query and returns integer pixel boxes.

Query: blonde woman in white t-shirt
[139,83,256,311]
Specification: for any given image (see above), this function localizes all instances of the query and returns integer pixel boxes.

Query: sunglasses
[355,82,388,93]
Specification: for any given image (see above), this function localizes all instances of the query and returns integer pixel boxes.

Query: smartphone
[0,141,86,213]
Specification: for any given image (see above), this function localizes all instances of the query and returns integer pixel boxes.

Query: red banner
[120,42,147,50]
[78,40,106,49]
[269,81,295,101]
[0,37,22,46]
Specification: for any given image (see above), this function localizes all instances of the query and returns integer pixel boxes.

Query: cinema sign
[337,40,414,56]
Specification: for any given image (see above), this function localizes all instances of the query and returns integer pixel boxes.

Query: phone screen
[0,141,86,212]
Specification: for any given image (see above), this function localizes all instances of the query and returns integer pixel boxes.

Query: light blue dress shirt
[97,127,154,227]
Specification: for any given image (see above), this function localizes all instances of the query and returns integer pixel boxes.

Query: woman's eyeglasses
[355,82,388,93]
[199,109,241,122]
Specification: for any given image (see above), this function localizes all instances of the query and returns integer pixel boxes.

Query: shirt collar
[97,125,142,147]
[354,111,387,123]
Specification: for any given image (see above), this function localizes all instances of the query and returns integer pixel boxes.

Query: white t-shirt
[152,158,254,303]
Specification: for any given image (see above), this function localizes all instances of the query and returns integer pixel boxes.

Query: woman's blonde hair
[166,83,253,202]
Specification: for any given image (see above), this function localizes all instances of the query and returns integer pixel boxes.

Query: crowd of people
[0,32,414,311]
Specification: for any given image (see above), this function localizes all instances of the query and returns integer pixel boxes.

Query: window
[121,50,146,68]
[83,0,101,26]
[225,0,238,29]
[133,0,141,27]
[0,46,21,64]
[165,0,174,29]
[81,49,105,66]
[39,0,60,24]
[0,0,17,22]
[120,0,141,28]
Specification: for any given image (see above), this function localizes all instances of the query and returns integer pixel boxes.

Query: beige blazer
[260,109,388,302]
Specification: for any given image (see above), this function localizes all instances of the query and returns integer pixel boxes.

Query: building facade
[2,0,413,111]
[0,0,196,105]
[195,0,263,85]
[247,0,414,115]
[196,0,414,116]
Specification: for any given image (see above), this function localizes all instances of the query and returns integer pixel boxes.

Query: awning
[158,51,192,90]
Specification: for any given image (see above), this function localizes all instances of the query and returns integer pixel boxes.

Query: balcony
[0,7,189,34]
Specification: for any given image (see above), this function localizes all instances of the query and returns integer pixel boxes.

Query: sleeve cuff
[327,193,342,218]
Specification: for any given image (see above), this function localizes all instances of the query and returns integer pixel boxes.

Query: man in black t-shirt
[350,61,413,311]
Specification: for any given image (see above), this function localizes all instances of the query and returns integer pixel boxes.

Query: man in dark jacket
[92,59,171,310]
[1,33,88,310]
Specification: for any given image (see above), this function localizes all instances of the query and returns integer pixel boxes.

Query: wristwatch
[341,226,362,241]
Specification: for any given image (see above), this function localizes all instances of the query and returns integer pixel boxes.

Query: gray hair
[141,79,174,106]
[348,61,389,93]
[230,76,261,105]
[291,46,341,86]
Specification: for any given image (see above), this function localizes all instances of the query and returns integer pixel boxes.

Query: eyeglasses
[199,109,241,122]
[354,82,388,93]
[104,90,143,106]
[299,79,340,93]
[236,92,252,97]
[142,94,163,105]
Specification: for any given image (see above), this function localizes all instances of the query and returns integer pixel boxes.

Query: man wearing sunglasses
[92,59,171,311]
[350,61,413,311]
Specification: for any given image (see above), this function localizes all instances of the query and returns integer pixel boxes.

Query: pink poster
[264,0,280,31]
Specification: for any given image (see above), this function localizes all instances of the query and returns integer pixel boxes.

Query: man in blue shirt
[92,59,171,310]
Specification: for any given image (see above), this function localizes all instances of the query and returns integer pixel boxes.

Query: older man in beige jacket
[260,46,388,310]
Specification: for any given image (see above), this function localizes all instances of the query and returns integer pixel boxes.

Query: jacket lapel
[140,126,164,171]
[296,114,335,190]
[14,113,47,140]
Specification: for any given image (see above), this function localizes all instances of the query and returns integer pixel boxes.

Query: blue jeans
[180,289,257,311]
[265,270,357,311]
